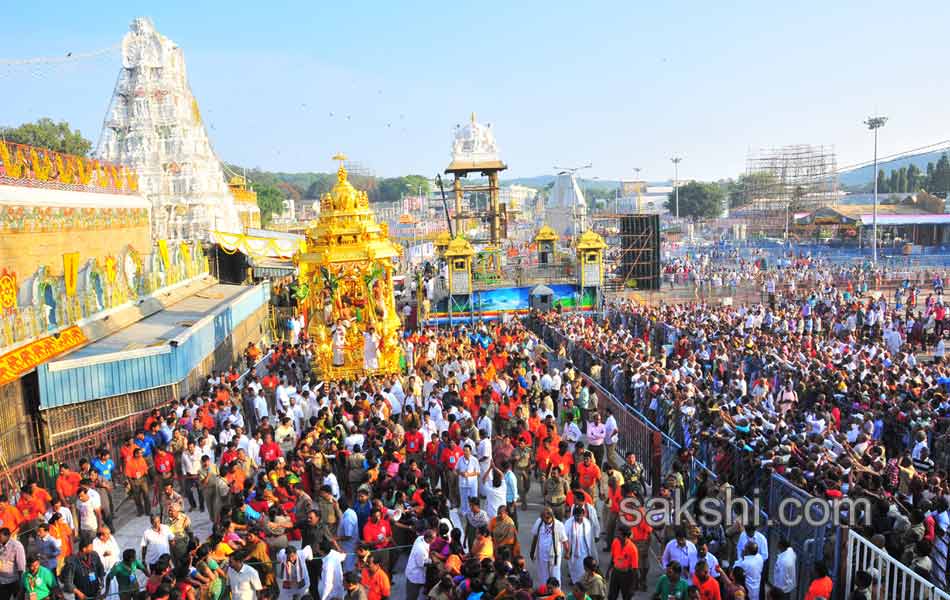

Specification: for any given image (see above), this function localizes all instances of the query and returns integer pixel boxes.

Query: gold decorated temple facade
[297,156,402,380]
[227,175,262,229]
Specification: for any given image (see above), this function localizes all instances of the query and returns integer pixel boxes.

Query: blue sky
[3,1,949,182]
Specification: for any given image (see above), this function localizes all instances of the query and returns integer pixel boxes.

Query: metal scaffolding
[743,145,838,234]
[590,213,660,291]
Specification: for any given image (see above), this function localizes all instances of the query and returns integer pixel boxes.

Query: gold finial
[470,112,476,124]
[332,153,348,184]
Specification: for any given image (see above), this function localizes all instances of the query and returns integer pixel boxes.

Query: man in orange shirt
[803,562,833,600]
[691,561,721,600]
[607,526,638,600]
[124,448,150,516]
[0,494,24,537]
[55,464,81,505]
[629,501,653,592]
[360,555,390,600]
[575,452,602,501]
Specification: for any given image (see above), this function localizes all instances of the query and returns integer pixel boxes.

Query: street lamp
[864,116,887,265]
[670,157,682,219]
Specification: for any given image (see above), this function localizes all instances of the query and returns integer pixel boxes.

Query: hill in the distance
[839,148,950,189]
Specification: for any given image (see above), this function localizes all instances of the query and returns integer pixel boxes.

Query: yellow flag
[63,252,80,297]
[158,239,170,270]
[179,241,192,267]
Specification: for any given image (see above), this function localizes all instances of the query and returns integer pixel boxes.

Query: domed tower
[296,155,403,380]
[445,113,508,245]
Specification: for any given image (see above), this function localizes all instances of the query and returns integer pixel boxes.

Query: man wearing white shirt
[456,446,481,517]
[228,555,263,600]
[276,382,295,414]
[247,432,262,469]
[254,391,269,424]
[337,503,359,571]
[689,541,720,578]
[771,537,796,600]
[736,542,764,600]
[318,542,347,600]
[476,434,492,494]
[384,388,402,417]
[323,470,340,500]
[477,414,493,439]
[276,546,310,600]
[219,423,236,446]
[564,506,596,584]
[603,409,619,466]
[736,523,769,564]
[661,529,698,570]
[405,530,434,600]
[92,527,120,572]
[181,441,203,512]
[140,515,173,567]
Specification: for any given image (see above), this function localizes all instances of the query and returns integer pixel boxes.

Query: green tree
[934,154,950,195]
[907,164,921,192]
[303,173,335,198]
[888,170,899,194]
[403,175,431,197]
[0,117,92,155]
[727,172,778,208]
[877,169,888,193]
[665,181,725,220]
[254,181,286,226]
[897,167,907,194]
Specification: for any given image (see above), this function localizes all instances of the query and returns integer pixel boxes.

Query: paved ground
[112,478,663,599]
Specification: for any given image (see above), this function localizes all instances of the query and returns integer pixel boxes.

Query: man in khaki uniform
[543,465,570,520]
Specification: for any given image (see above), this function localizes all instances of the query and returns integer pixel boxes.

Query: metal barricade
[933,529,950,592]
[768,474,837,600]
[845,528,950,600]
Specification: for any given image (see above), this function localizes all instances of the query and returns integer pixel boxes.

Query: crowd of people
[0,317,725,600]
[5,249,950,600]
[537,257,950,599]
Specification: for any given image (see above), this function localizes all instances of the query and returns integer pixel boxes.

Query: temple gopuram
[297,155,402,380]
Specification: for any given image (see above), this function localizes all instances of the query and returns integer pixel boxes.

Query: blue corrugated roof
[37,283,269,408]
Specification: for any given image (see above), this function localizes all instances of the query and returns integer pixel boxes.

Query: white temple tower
[96,17,242,242]
[546,171,588,238]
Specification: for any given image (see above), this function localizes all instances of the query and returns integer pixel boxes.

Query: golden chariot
[296,155,403,381]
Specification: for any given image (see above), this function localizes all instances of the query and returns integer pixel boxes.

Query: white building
[96,18,242,242]
[500,184,538,220]
[545,172,587,237]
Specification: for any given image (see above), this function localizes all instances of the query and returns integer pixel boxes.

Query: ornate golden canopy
[297,155,403,381]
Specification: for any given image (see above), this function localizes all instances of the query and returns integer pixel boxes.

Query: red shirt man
[262,372,279,392]
[362,512,393,550]
[440,443,463,471]
[154,450,175,479]
[260,438,282,464]
[425,439,442,468]
[404,429,424,455]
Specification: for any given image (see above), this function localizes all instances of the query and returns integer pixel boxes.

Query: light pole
[671,157,682,219]
[632,167,642,213]
[865,116,887,265]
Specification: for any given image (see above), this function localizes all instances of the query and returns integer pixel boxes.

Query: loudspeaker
[620,215,661,290]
